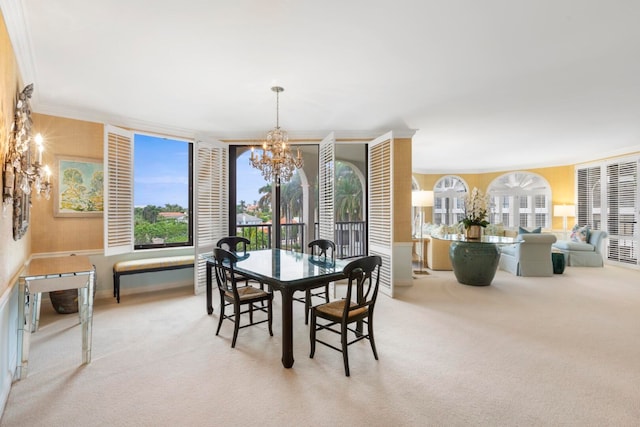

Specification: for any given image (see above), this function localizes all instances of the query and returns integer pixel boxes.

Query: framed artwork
[54,156,104,217]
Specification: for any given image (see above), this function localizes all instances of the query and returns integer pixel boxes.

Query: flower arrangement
[460,187,490,229]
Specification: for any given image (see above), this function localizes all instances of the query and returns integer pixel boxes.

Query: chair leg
[231,302,240,348]
[304,290,311,325]
[267,297,273,336]
[309,310,316,358]
[368,317,379,360]
[341,322,350,376]
[215,300,225,336]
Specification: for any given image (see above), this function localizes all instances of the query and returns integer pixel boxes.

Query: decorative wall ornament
[2,84,52,240]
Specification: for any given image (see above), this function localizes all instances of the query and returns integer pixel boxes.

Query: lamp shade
[412,190,434,207]
[553,204,576,217]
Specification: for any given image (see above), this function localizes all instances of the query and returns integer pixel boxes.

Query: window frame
[133,134,194,250]
[433,175,469,225]
[104,126,194,255]
[487,172,552,229]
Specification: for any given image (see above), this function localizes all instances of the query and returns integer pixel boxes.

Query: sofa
[425,235,453,270]
[499,233,557,276]
[552,229,608,267]
[413,235,453,270]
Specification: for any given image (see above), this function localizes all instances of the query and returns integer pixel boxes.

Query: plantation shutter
[368,132,394,297]
[576,166,601,228]
[318,132,335,242]
[194,140,228,295]
[606,159,638,265]
[104,125,134,256]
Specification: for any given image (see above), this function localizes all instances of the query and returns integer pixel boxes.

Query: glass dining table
[202,249,351,368]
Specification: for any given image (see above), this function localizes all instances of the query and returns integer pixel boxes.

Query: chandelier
[249,86,303,184]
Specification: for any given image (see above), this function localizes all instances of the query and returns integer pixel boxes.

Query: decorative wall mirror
[2,84,52,240]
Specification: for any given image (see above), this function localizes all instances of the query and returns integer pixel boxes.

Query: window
[104,126,193,255]
[577,158,639,266]
[577,165,601,229]
[133,134,193,249]
[487,172,551,229]
[433,176,468,225]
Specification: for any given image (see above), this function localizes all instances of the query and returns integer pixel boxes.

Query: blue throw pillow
[518,226,541,234]
[570,224,590,243]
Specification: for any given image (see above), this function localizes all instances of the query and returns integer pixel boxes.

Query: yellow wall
[0,13,29,296]
[413,165,575,230]
[30,113,104,253]
[394,137,413,242]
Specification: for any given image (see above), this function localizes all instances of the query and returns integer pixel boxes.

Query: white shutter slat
[606,160,638,264]
[576,166,601,229]
[194,140,228,295]
[319,132,336,242]
[104,125,134,256]
[368,132,393,297]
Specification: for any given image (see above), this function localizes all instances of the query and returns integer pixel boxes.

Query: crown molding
[0,0,38,96]
[37,102,418,143]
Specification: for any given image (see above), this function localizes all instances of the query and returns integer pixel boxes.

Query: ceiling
[3,0,640,173]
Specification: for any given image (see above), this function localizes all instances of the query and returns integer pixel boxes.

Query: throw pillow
[570,224,590,243]
[518,226,541,234]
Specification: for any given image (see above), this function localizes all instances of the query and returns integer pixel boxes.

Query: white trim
[0,0,37,91]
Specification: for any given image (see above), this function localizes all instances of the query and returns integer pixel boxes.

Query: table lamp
[412,190,434,275]
[553,204,576,239]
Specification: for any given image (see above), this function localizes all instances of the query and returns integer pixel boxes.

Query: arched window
[433,176,468,225]
[487,172,552,229]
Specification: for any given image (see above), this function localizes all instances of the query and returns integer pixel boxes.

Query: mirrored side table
[17,255,95,379]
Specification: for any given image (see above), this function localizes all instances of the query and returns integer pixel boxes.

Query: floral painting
[54,156,104,217]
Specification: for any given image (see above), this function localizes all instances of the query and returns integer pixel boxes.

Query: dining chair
[212,248,273,348]
[295,239,335,324]
[216,236,261,289]
[309,255,382,376]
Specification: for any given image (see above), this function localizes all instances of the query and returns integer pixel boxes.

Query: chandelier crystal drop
[249,86,303,184]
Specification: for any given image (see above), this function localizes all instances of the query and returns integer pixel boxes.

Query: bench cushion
[113,255,194,273]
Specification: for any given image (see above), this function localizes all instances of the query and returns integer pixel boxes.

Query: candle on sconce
[35,133,43,165]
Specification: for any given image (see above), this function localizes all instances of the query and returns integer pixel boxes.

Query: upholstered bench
[113,255,194,303]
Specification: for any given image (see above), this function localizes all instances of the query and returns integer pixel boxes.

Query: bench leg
[113,272,120,303]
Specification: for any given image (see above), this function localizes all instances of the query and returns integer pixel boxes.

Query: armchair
[499,233,557,276]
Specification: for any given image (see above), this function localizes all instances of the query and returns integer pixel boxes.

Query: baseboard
[0,371,12,422]
[94,280,193,302]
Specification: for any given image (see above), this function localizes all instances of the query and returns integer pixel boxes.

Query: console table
[439,235,517,286]
[17,255,95,379]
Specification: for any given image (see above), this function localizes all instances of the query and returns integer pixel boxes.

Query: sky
[236,150,265,205]
[134,135,189,208]
[134,135,264,208]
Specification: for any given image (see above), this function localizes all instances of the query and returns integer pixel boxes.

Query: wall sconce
[2,84,52,240]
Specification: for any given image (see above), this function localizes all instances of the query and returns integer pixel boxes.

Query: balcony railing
[236,221,366,259]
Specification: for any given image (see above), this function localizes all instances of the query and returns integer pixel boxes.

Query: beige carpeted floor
[2,265,640,426]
